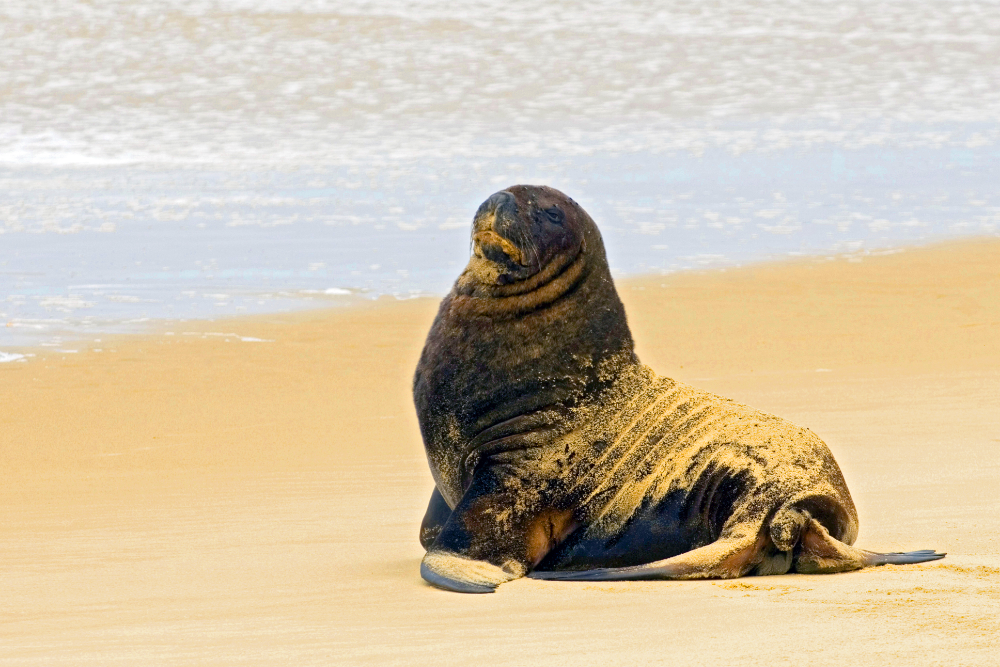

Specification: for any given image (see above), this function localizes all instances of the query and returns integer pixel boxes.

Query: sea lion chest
[413,293,608,507]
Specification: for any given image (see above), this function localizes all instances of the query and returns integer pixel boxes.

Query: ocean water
[2,0,998,349]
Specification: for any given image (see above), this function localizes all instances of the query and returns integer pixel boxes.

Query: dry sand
[3,238,999,665]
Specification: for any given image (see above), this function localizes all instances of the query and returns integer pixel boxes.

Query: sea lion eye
[543,207,565,226]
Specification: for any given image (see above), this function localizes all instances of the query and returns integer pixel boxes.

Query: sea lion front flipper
[794,517,945,573]
[420,551,523,594]
[421,465,577,593]
[531,531,769,582]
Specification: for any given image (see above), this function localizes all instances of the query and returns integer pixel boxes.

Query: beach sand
[3,238,999,665]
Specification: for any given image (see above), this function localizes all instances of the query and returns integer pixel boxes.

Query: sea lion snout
[472,190,519,244]
[472,191,527,269]
[472,230,525,265]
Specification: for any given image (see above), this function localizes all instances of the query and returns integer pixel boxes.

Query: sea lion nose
[487,191,516,217]
[475,191,517,231]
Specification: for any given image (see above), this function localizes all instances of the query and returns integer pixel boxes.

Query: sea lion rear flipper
[794,517,945,573]
[530,531,769,582]
[421,466,577,593]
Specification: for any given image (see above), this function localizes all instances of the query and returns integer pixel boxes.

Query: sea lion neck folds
[414,185,944,593]
[451,244,587,318]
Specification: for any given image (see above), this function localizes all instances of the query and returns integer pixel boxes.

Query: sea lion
[413,185,944,594]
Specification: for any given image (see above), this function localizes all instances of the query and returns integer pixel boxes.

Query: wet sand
[3,238,999,665]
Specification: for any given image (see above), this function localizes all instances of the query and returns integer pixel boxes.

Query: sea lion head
[457,185,603,298]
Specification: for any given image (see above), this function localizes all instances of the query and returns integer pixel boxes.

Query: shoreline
[4,232,998,360]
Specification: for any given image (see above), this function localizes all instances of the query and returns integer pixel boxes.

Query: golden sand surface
[3,238,999,665]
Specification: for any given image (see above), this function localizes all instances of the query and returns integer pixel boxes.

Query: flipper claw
[866,550,946,566]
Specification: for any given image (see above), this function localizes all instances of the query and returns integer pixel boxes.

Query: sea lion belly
[537,486,711,570]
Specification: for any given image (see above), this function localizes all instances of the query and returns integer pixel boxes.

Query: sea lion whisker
[472,230,524,265]
[525,225,543,271]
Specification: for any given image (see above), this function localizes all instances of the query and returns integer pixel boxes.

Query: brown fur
[415,185,942,594]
